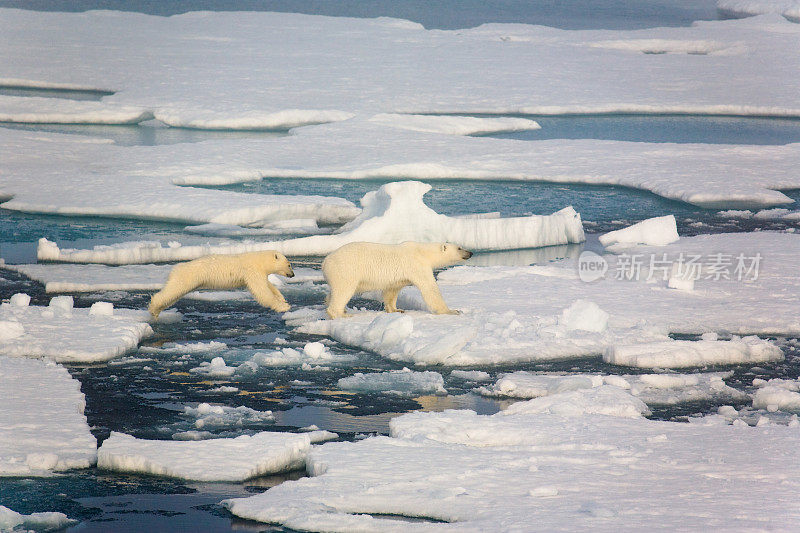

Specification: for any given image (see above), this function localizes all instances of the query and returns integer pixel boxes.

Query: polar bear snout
[284,267,295,278]
[461,249,473,259]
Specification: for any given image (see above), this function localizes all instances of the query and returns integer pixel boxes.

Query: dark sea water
[1,2,798,531]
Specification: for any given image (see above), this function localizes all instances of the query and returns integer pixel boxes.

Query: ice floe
[478,371,748,405]
[0,356,96,476]
[225,392,800,530]
[182,403,275,430]
[367,114,541,135]
[97,431,312,481]
[295,232,795,366]
[605,336,782,368]
[599,215,679,250]
[0,506,75,532]
[0,94,152,124]
[717,0,800,21]
[752,378,800,412]
[246,341,356,368]
[0,295,152,362]
[337,368,447,396]
[2,10,799,122]
[36,181,585,263]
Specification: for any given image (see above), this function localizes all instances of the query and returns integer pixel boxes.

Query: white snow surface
[97,431,311,482]
[478,371,748,405]
[295,232,796,366]
[0,356,96,476]
[36,181,585,263]
[0,297,152,362]
[0,506,76,532]
[337,368,447,396]
[0,95,152,124]
[224,392,800,531]
[752,378,800,412]
[717,0,800,20]
[605,336,782,368]
[367,114,541,135]
[599,215,679,249]
[2,10,799,122]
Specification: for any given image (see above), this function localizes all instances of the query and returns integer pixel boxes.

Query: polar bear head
[412,242,472,269]
[262,251,295,278]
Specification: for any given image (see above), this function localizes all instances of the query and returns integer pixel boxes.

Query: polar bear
[148,251,295,319]
[322,241,472,319]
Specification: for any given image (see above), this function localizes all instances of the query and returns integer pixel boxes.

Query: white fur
[148,251,294,318]
[322,241,471,319]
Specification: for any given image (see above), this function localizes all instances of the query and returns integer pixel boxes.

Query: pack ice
[297,231,794,367]
[0,294,153,363]
[97,431,313,482]
[0,356,96,476]
[224,387,800,531]
[36,181,586,264]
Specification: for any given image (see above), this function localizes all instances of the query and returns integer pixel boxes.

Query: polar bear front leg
[245,275,290,313]
[413,271,459,315]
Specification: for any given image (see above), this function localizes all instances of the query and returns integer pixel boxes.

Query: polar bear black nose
[286,268,295,278]
[463,250,473,259]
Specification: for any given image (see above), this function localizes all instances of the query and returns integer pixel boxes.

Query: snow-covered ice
[247,342,356,368]
[478,371,748,405]
[182,403,275,430]
[605,336,782,368]
[752,378,800,412]
[97,431,311,482]
[183,220,331,237]
[717,0,800,21]
[0,505,76,532]
[225,388,800,530]
[0,95,152,124]
[2,10,799,122]
[367,114,541,135]
[0,356,96,476]
[599,215,679,250]
[337,368,447,396]
[36,181,585,263]
[449,370,492,382]
[0,295,152,363]
[296,232,796,366]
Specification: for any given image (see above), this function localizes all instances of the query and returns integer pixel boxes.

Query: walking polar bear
[148,251,295,319]
[322,241,472,319]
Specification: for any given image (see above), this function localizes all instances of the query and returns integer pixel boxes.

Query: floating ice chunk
[48,295,73,315]
[8,293,30,307]
[89,301,114,316]
[0,95,152,124]
[716,209,754,219]
[0,505,76,532]
[97,431,310,481]
[503,386,650,418]
[0,302,152,363]
[4,263,172,293]
[337,368,447,396]
[368,113,541,135]
[449,369,492,381]
[190,356,237,377]
[141,341,227,354]
[558,299,609,333]
[752,378,800,412]
[478,371,747,406]
[37,181,585,263]
[717,0,800,21]
[0,357,96,476]
[605,336,783,368]
[228,399,800,530]
[153,108,354,130]
[599,215,679,250]
[184,220,330,237]
[249,341,355,367]
[183,403,274,429]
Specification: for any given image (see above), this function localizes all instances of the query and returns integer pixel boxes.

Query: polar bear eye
[274,253,278,260]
